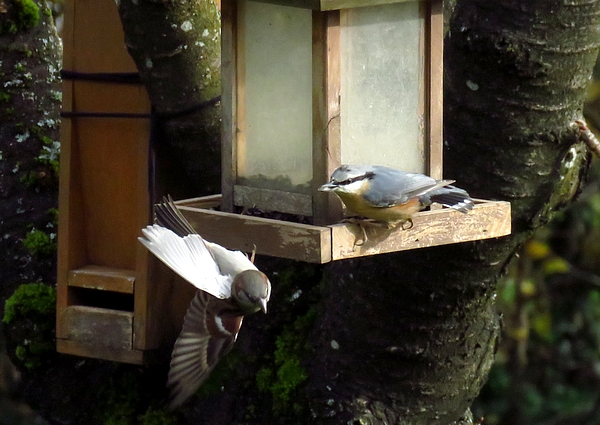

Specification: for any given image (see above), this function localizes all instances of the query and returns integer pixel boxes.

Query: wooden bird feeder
[56,0,195,364]
[178,0,512,263]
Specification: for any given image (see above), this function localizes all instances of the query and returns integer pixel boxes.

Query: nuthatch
[319,164,474,228]
[139,197,271,409]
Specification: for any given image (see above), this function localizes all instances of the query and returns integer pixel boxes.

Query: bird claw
[353,225,368,248]
[401,219,414,230]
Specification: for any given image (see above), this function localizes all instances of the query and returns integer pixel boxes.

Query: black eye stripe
[336,171,374,185]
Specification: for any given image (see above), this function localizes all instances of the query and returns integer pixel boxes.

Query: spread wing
[204,241,258,276]
[168,291,241,409]
[364,166,455,208]
[139,225,231,299]
[154,195,258,276]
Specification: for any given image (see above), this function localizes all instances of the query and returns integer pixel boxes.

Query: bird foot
[400,219,414,230]
[341,217,390,247]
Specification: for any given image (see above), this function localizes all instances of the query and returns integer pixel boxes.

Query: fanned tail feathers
[155,195,197,237]
[426,186,474,213]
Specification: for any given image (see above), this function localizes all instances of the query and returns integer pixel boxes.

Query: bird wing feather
[139,225,231,299]
[204,241,258,276]
[365,166,455,207]
[167,291,239,409]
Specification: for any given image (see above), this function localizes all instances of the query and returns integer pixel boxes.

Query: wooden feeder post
[177,0,511,263]
[56,0,194,364]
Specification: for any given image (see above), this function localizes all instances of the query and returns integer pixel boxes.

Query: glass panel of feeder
[238,0,313,195]
[340,1,426,174]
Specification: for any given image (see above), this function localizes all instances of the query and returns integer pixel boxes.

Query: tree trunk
[0,0,61,421]
[0,0,61,304]
[118,0,222,197]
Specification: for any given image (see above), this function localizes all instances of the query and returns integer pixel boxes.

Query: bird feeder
[177,0,511,263]
[55,0,195,364]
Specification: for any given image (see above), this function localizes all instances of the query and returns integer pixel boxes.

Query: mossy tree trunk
[0,0,61,307]
[117,0,222,197]
[0,0,61,420]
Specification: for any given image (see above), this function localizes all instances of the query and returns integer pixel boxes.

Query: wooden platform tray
[176,195,511,263]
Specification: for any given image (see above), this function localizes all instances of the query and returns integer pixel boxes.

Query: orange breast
[336,192,423,223]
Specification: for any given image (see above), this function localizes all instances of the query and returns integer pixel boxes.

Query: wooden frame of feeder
[177,0,511,261]
[176,196,511,264]
[56,0,195,365]
[221,0,444,225]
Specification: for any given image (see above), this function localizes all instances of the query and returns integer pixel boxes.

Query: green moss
[3,282,56,325]
[256,308,316,414]
[20,171,39,187]
[14,62,26,72]
[47,207,58,225]
[29,125,60,176]
[15,338,54,369]
[0,92,10,102]
[13,0,40,31]
[3,283,56,369]
[22,228,57,257]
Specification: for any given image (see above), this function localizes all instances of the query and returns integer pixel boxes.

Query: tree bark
[118,0,222,196]
[0,0,61,421]
[0,0,61,303]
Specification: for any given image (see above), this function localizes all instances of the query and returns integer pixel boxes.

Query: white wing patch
[139,225,231,299]
[204,240,258,276]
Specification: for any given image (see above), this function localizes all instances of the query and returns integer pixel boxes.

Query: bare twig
[574,119,600,158]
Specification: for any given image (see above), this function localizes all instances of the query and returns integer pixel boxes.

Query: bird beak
[259,298,268,314]
[318,182,336,192]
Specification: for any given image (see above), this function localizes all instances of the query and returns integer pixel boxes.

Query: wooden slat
[427,0,443,180]
[132,101,153,350]
[320,0,421,10]
[235,0,248,201]
[252,0,421,11]
[234,185,312,216]
[76,118,149,269]
[313,11,343,225]
[179,206,332,263]
[68,265,135,293]
[221,0,237,212]
[56,0,85,341]
[71,0,137,73]
[175,197,511,263]
[57,339,148,365]
[331,201,512,260]
[176,194,223,209]
[59,306,133,349]
[70,82,148,114]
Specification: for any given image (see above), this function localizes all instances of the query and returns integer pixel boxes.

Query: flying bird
[139,196,271,409]
[319,164,474,228]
